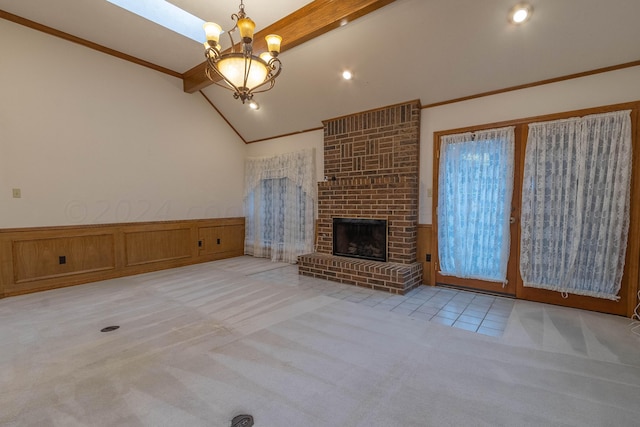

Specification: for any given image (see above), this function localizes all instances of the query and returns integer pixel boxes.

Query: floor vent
[231,414,254,427]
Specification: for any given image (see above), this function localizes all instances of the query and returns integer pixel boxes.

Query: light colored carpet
[1,256,639,426]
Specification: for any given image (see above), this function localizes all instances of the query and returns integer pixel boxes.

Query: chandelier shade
[203,1,282,104]
[237,18,256,42]
[203,22,222,44]
[216,54,269,90]
[265,35,282,54]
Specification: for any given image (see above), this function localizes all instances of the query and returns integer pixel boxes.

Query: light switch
[427,188,433,198]
[12,188,21,198]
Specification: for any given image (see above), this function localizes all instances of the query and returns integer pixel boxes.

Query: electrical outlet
[12,188,21,198]
[426,254,431,262]
[59,256,66,265]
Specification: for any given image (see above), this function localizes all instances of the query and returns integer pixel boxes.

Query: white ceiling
[2,0,640,142]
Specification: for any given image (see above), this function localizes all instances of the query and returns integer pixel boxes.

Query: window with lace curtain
[258,178,307,245]
[437,127,515,283]
[520,110,632,300]
[244,149,316,263]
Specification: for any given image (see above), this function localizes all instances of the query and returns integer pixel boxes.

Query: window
[244,149,316,263]
[105,0,206,43]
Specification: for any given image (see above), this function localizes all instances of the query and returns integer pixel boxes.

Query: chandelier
[202,1,283,104]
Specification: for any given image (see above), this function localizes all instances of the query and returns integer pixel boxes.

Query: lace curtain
[438,127,515,282]
[520,110,632,300]
[244,148,316,263]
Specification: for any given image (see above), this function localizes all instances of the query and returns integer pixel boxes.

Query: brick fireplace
[298,100,422,294]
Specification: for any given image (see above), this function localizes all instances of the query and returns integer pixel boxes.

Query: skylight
[106,0,206,43]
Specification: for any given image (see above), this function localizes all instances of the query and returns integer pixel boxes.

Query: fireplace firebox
[333,218,387,262]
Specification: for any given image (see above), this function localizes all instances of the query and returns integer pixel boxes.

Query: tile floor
[250,264,515,337]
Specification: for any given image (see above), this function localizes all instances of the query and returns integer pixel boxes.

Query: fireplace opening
[333,218,387,262]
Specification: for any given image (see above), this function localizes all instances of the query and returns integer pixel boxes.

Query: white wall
[19,10,636,231]
[245,130,325,183]
[419,65,640,224]
[0,19,246,228]
[241,66,640,225]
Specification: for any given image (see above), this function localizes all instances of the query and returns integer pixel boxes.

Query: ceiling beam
[182,0,396,93]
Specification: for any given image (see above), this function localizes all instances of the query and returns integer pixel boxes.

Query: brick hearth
[298,100,422,294]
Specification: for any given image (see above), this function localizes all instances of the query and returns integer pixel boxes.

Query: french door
[515,109,637,316]
[431,102,639,317]
[432,126,522,296]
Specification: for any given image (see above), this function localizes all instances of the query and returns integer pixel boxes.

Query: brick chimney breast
[298,100,422,295]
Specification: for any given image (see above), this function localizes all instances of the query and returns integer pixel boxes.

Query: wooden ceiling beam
[182,0,396,93]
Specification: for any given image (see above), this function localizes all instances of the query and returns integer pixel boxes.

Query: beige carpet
[1,257,639,426]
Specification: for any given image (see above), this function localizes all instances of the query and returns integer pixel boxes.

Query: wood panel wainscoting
[416,224,432,286]
[0,218,245,298]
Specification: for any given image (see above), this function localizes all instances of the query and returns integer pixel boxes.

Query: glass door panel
[434,127,518,295]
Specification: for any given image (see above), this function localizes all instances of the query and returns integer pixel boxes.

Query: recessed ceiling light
[509,3,533,24]
[342,70,353,80]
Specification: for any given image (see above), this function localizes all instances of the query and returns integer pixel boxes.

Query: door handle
[510,217,516,224]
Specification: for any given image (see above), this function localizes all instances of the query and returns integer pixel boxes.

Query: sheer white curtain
[438,127,515,283]
[244,148,316,263]
[520,110,632,300]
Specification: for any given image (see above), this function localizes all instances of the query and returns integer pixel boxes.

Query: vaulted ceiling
[2,0,640,142]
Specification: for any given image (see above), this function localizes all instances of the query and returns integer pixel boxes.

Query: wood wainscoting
[416,224,432,286]
[0,218,245,298]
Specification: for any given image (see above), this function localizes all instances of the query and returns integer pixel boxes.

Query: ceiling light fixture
[509,3,533,24]
[342,70,353,80]
[203,1,282,104]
